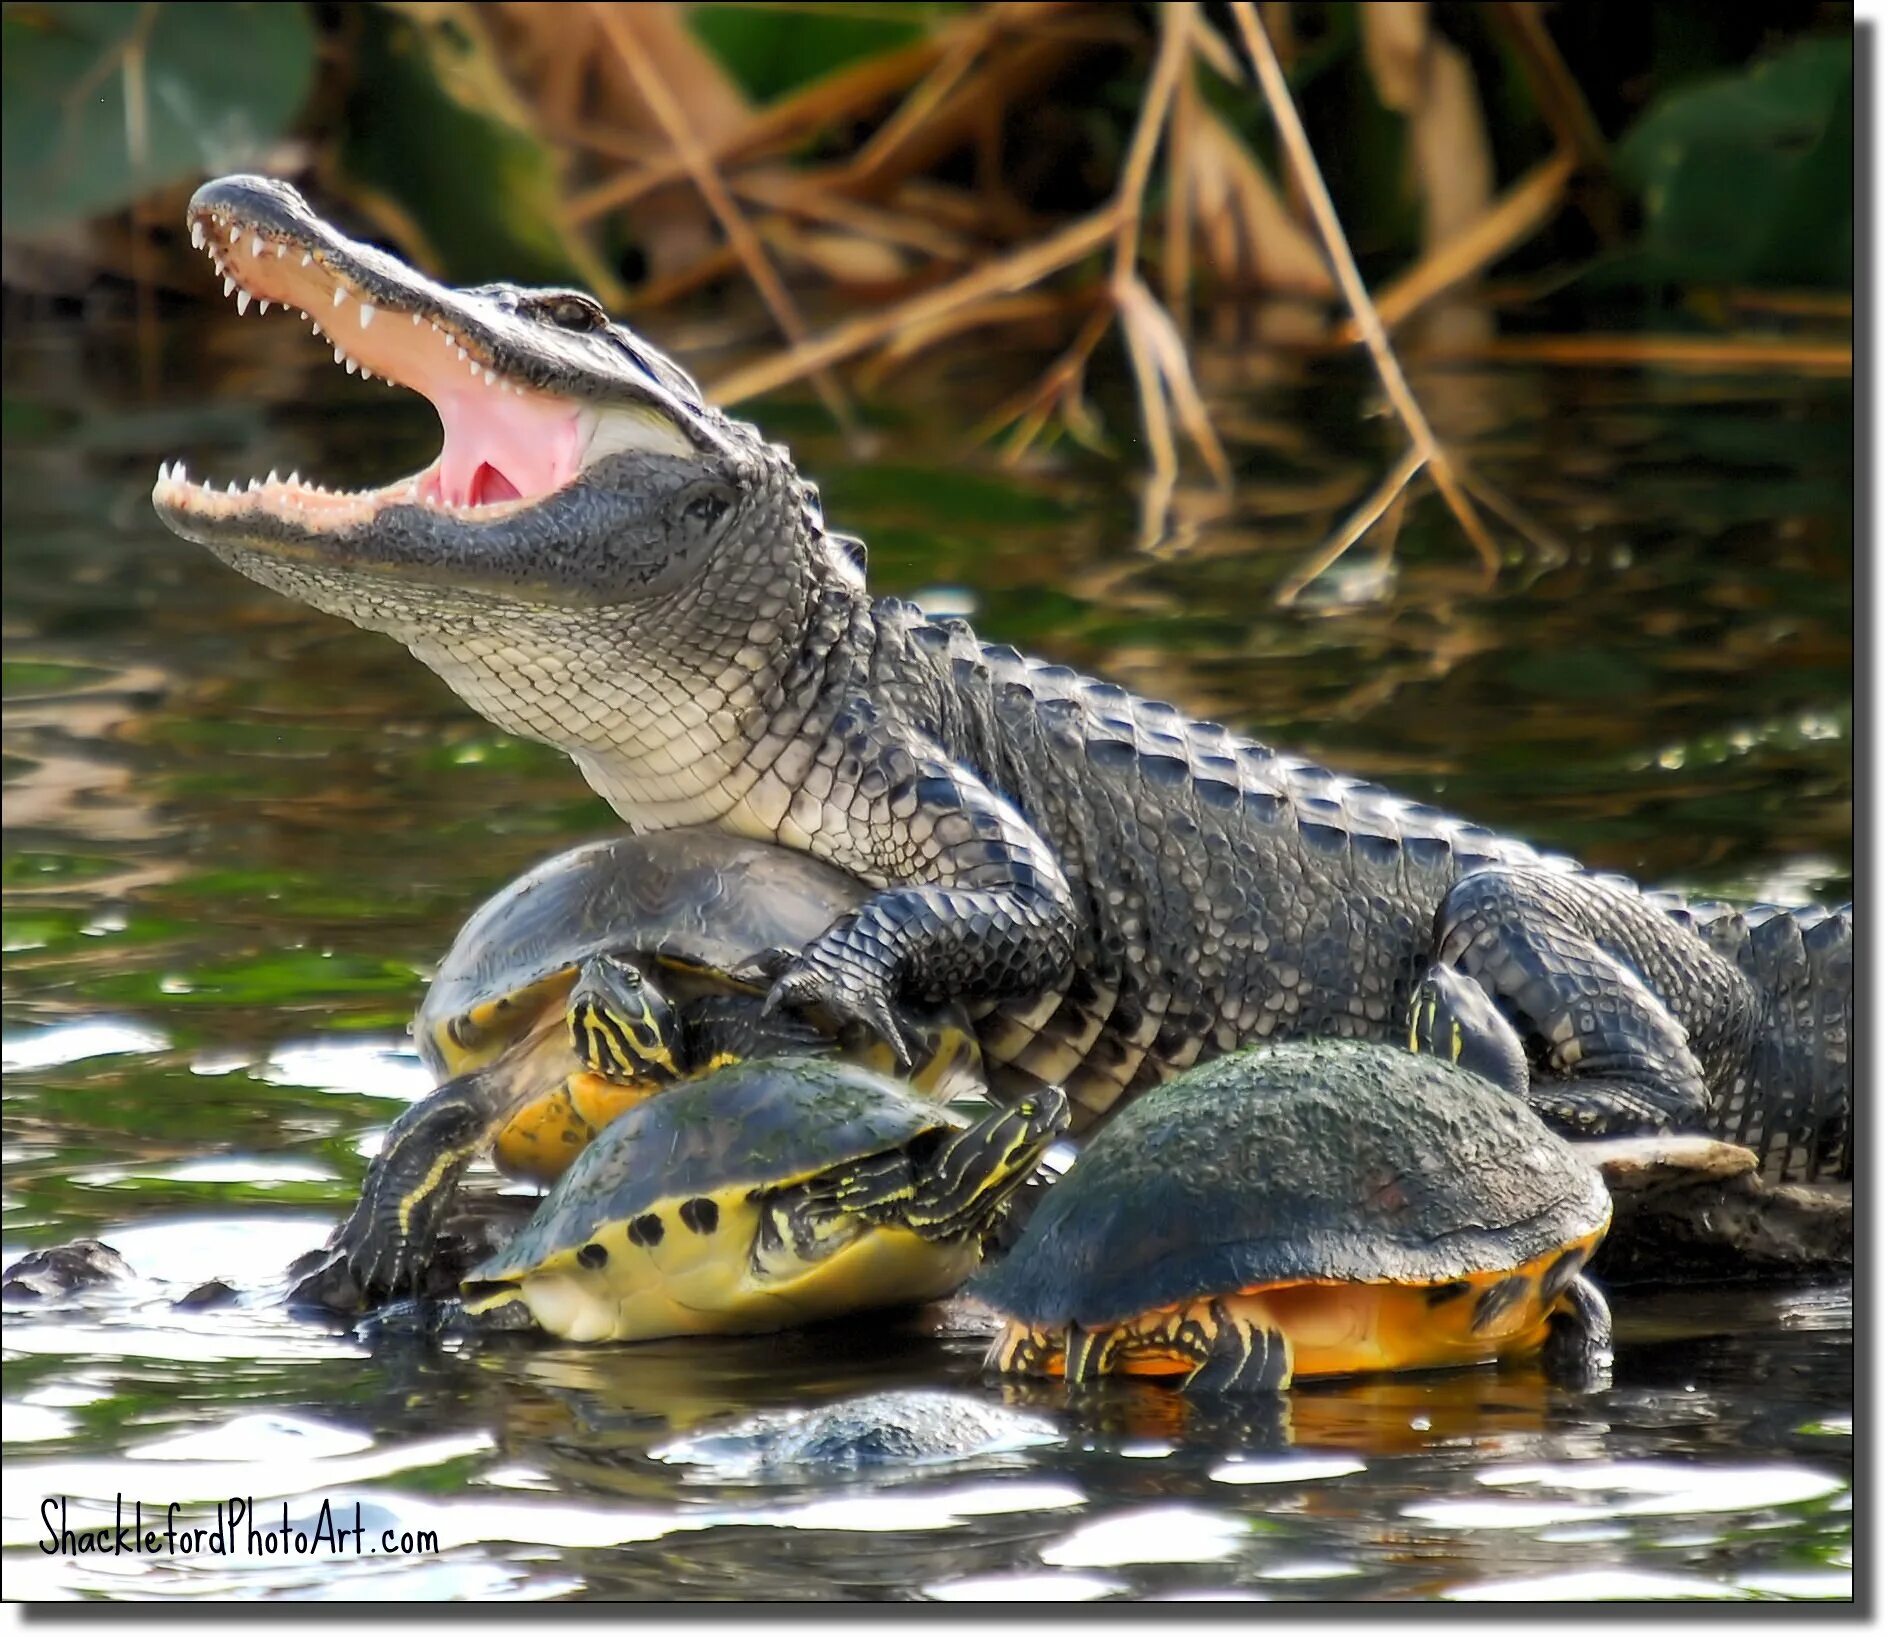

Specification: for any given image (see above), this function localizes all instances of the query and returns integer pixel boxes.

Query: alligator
[154,176,1852,1184]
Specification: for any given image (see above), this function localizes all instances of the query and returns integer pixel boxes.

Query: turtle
[417,827,986,1182]
[974,1039,1615,1394]
[324,828,986,1307]
[453,1058,1070,1343]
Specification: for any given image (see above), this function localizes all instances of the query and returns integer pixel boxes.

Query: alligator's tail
[1679,900,1852,1181]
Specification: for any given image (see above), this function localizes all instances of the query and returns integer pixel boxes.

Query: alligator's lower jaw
[154,190,600,538]
[151,456,538,536]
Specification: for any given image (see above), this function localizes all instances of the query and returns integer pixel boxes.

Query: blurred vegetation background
[1,1,1854,494]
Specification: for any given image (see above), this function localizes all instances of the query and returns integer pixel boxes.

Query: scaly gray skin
[154,175,1851,1181]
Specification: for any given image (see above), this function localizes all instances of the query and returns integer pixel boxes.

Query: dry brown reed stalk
[639,3,1226,527]
[586,1,853,430]
[709,209,1118,403]
[564,35,949,223]
[1350,149,1576,338]
[1490,0,1619,237]
[1227,0,1501,599]
[837,2,1014,186]
[1100,2,1231,520]
[1419,334,1855,374]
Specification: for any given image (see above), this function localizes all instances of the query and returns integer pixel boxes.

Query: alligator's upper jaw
[153,174,704,546]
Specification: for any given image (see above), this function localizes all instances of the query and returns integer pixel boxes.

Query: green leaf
[1615,36,1853,288]
[1,2,316,234]
[336,3,623,300]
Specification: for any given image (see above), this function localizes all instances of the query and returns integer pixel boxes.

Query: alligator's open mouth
[152,176,696,538]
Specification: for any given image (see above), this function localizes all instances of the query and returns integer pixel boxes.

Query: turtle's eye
[521,291,610,332]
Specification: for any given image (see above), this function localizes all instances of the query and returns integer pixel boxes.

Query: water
[1,301,1852,1600]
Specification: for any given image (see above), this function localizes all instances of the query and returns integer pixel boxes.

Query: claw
[764,957,915,1074]
[733,945,799,989]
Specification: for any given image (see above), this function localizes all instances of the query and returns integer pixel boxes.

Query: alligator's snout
[153,174,714,551]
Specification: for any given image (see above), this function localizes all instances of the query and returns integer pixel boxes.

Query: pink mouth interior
[422,385,581,508]
[167,214,585,515]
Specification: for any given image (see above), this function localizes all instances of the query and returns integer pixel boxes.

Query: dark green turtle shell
[973,1040,1610,1330]
[417,829,869,1075]
[471,1058,962,1280]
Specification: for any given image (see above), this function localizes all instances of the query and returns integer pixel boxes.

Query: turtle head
[905,1088,1072,1244]
[1407,967,1530,1098]
[569,954,681,1083]
[153,176,862,800]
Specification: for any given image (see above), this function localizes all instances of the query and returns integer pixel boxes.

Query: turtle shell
[974,1040,1610,1331]
[417,829,870,1076]
[470,1058,960,1283]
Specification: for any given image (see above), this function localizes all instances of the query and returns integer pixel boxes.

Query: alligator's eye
[685,492,731,528]
[525,292,609,332]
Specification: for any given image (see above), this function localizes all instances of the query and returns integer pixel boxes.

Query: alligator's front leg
[741,698,1077,1065]
[1432,865,1757,1136]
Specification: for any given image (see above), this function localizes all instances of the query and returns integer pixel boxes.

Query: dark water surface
[1,305,1852,1600]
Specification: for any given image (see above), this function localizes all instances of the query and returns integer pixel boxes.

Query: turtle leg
[1432,865,1753,1137]
[985,1319,1061,1379]
[1064,1324,1125,1387]
[330,1059,538,1305]
[899,1091,1070,1243]
[1180,1299,1295,1394]
[1539,1274,1613,1388]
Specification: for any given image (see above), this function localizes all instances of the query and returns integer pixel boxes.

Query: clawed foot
[329,1193,432,1309]
[761,927,916,1073]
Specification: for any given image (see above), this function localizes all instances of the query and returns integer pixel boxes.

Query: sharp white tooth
[481,368,494,386]
[456,346,467,360]
[222,276,236,297]
[411,312,422,326]
[288,470,301,485]
[358,303,375,329]
[346,358,359,376]
[228,224,240,243]
[228,479,239,494]
[247,476,260,491]
[266,469,280,485]
[190,222,205,250]
[300,252,312,267]
[235,291,250,316]
[251,235,264,258]
[334,345,346,364]
[361,366,374,381]
[258,300,270,316]
[469,359,481,378]
[333,286,348,306]
[276,243,287,259]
